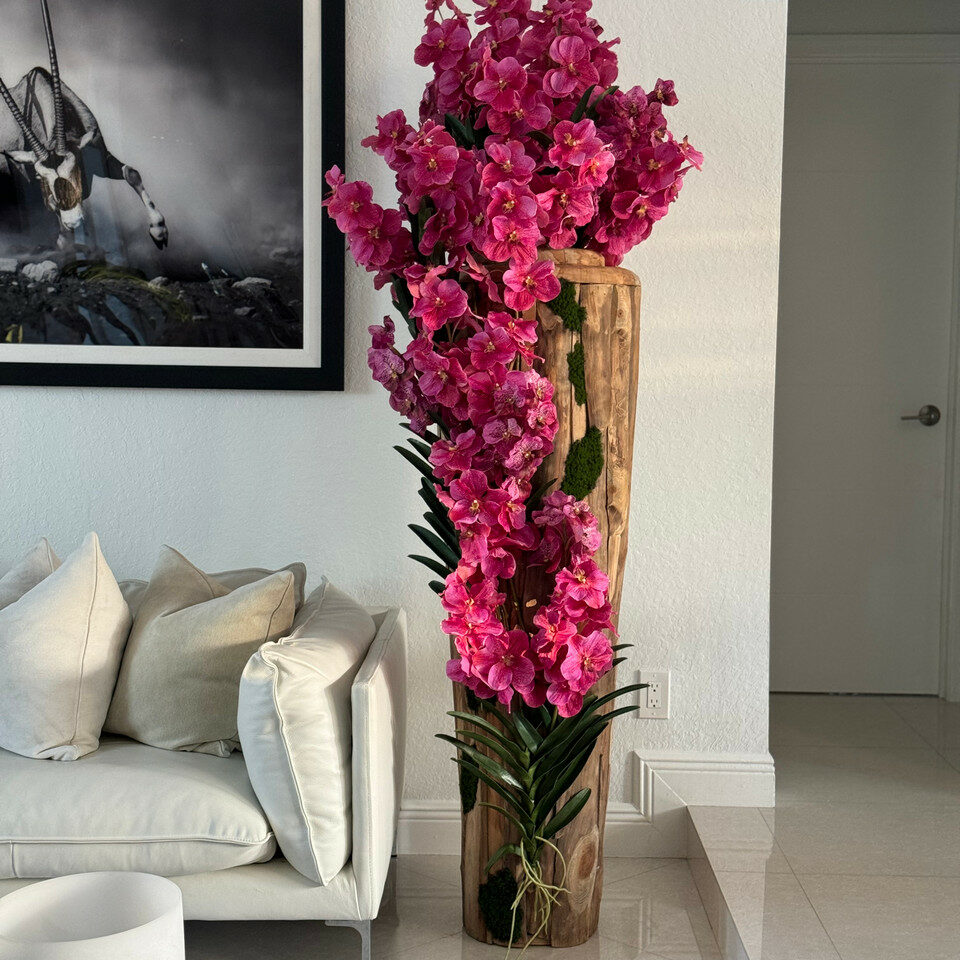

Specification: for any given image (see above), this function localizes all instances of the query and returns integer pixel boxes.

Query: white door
[771,37,960,694]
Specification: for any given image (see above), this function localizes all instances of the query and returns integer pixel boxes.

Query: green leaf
[407,436,434,461]
[478,803,533,842]
[454,728,525,770]
[451,757,525,813]
[570,84,597,122]
[531,742,596,826]
[409,524,460,569]
[584,84,619,119]
[511,710,542,754]
[419,477,449,519]
[425,511,460,551]
[541,788,592,839]
[484,842,522,875]
[409,554,452,579]
[611,643,633,652]
[395,445,436,483]
[444,112,476,147]
[428,580,446,595]
[449,711,529,759]
[437,735,525,791]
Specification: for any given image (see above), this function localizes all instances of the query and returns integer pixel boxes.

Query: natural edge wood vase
[454,248,642,947]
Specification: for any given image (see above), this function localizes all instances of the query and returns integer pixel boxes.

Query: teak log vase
[454,248,642,947]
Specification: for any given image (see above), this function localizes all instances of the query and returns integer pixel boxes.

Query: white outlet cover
[637,669,670,719]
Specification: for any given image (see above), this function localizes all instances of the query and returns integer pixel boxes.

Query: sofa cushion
[0,538,60,611]
[120,561,307,620]
[238,581,377,884]
[0,737,276,879]
[105,547,298,756]
[0,533,131,761]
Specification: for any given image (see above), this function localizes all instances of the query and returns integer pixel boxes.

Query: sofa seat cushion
[0,738,277,879]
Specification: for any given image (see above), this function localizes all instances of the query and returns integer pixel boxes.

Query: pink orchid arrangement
[325,0,699,723]
[325,0,699,943]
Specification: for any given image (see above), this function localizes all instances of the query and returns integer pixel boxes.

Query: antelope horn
[0,76,49,160]
[40,0,65,154]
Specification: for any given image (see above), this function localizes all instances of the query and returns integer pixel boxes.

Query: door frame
[786,34,960,700]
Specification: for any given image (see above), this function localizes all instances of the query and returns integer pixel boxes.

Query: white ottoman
[0,872,184,960]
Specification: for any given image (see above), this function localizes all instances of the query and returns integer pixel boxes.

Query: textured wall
[0,0,787,808]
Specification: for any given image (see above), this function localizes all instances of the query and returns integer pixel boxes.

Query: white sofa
[0,606,407,960]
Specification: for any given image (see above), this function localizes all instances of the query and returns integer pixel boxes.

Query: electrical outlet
[636,669,670,719]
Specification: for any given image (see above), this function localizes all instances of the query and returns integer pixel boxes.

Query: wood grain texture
[456,249,642,947]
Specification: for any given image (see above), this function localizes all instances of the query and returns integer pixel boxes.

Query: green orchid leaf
[541,788,592,840]
[437,735,525,791]
[454,728,526,770]
[409,554,453,579]
[409,524,460,569]
[444,112,476,147]
[484,842,522,875]
[407,436,434,461]
[428,580,446,595]
[451,758,525,813]
[570,84,597,122]
[425,511,460,551]
[394,445,436,483]
[512,711,542,753]
[478,802,533,841]
[449,712,529,760]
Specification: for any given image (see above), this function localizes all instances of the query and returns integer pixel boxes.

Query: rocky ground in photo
[0,256,303,349]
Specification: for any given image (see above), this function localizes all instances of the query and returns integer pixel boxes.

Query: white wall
[0,0,787,841]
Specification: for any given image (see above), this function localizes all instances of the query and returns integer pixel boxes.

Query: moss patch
[548,278,586,332]
[561,426,604,500]
[479,869,523,944]
[567,341,586,406]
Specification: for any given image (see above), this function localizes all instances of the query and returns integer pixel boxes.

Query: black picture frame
[0,0,346,392]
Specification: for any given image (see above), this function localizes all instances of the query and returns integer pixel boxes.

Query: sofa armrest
[351,608,407,919]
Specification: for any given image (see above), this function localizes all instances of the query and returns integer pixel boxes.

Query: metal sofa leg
[326,919,372,960]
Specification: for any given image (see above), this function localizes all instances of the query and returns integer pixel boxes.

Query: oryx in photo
[0,0,168,249]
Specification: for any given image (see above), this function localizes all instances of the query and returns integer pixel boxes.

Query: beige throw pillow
[0,538,61,610]
[105,547,297,756]
[0,533,131,761]
[119,561,306,621]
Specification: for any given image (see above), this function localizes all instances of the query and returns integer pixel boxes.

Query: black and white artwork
[0,0,344,390]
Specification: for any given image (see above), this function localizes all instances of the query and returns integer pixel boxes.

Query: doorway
[771,35,960,694]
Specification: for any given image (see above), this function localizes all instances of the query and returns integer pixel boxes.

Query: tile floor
[689,694,960,960]
[186,856,722,959]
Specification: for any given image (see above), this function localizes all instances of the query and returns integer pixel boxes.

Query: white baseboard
[397,750,775,857]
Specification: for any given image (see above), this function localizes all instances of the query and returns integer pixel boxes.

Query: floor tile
[760,801,960,877]
[687,807,792,875]
[713,872,839,960]
[184,856,712,960]
[883,696,960,764]
[797,874,960,960]
[772,744,960,806]
[770,695,929,749]
[599,861,722,960]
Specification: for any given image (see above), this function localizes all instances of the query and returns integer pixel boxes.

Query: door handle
[901,405,941,427]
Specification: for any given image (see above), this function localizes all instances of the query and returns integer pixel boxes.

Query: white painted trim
[788,34,960,65]
[396,751,775,857]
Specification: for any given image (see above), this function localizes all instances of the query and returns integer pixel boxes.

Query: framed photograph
[0,0,344,390]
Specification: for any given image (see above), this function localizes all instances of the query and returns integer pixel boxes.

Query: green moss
[561,426,604,500]
[567,341,587,406]
[479,869,523,944]
[548,278,586,333]
[459,764,479,815]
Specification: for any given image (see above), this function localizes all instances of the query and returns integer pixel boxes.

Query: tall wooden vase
[454,248,642,947]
